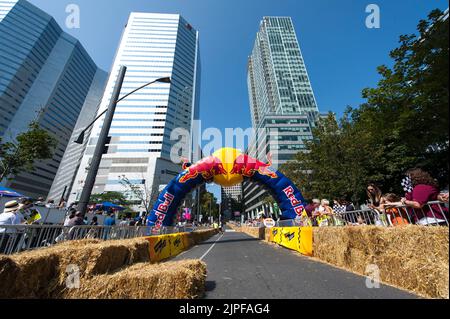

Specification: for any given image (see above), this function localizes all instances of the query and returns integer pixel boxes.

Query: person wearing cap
[0,200,24,254]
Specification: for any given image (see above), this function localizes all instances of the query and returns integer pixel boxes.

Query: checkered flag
[401,176,413,194]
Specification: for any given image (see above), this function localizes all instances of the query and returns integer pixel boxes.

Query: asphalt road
[174,229,417,299]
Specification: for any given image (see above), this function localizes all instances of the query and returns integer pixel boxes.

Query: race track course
[174,228,417,299]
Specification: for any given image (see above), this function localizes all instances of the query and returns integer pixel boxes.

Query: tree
[89,191,131,207]
[0,121,57,182]
[200,192,219,220]
[281,9,449,202]
[118,175,157,215]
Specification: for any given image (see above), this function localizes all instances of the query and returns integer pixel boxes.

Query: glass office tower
[69,13,200,211]
[244,17,321,219]
[0,0,106,199]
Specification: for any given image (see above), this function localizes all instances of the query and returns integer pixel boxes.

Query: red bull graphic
[179,156,227,183]
[283,186,305,216]
[230,154,278,179]
[147,148,307,229]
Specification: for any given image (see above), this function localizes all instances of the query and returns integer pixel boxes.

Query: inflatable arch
[147,148,307,230]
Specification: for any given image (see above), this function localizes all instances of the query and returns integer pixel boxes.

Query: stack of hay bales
[0,238,151,298]
[313,226,449,299]
[1,229,218,299]
[64,260,207,299]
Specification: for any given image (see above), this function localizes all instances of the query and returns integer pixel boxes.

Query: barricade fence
[239,201,449,228]
[0,224,207,256]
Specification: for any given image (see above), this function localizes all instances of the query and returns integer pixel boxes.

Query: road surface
[174,228,417,299]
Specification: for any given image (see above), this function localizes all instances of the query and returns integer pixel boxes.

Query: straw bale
[313,226,449,299]
[63,260,207,299]
[5,238,151,298]
[0,256,20,298]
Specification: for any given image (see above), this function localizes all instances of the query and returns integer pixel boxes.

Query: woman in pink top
[400,168,449,225]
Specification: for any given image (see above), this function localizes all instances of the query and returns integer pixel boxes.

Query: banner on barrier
[269,227,313,257]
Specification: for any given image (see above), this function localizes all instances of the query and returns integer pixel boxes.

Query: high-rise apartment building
[244,17,321,219]
[68,13,200,210]
[0,0,106,199]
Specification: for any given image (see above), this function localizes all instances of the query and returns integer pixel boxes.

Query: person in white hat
[1,199,26,228]
[0,200,23,254]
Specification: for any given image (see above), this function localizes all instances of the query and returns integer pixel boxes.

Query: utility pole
[77,66,127,216]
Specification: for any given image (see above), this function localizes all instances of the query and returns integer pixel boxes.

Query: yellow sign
[268,226,313,257]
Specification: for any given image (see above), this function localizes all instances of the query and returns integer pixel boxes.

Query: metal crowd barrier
[0,224,203,256]
[268,201,449,228]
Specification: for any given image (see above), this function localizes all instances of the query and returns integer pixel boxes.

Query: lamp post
[76,65,171,216]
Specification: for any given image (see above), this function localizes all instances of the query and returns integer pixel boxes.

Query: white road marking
[200,233,224,261]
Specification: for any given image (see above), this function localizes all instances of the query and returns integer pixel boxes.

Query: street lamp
[74,76,171,145]
[76,66,171,216]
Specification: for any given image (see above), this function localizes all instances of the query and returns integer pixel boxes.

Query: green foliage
[281,9,449,203]
[200,191,219,219]
[0,121,57,182]
[89,191,131,207]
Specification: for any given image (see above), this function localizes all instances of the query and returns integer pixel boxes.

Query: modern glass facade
[69,13,200,209]
[0,0,106,199]
[244,17,321,219]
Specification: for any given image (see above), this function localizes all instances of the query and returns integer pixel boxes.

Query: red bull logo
[230,154,278,179]
[154,192,175,231]
[179,156,228,183]
[283,186,305,216]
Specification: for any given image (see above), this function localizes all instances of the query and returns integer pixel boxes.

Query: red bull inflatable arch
[147,148,307,230]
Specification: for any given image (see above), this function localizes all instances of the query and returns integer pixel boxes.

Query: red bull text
[154,192,175,231]
[283,186,305,216]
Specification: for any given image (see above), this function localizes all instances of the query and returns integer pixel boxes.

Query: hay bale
[0,256,20,298]
[313,226,449,299]
[191,229,218,244]
[4,250,60,298]
[6,238,151,298]
[63,260,207,299]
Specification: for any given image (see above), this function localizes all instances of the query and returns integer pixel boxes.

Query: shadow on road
[205,281,216,292]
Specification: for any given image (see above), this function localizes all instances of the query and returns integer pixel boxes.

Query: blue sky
[29,0,448,130]
[27,0,448,201]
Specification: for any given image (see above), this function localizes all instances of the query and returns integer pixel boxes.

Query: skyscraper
[68,13,200,210]
[0,0,106,199]
[244,17,321,219]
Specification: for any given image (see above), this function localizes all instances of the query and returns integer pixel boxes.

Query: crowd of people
[299,169,449,227]
[243,168,449,228]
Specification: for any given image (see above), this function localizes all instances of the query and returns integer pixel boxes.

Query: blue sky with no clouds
[28,0,448,131]
[26,0,448,201]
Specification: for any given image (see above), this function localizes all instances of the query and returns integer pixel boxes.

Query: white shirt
[0,212,17,233]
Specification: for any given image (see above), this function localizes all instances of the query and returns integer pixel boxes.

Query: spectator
[45,199,57,209]
[34,197,46,207]
[104,213,116,226]
[64,209,76,226]
[314,199,334,227]
[68,212,84,227]
[90,216,99,226]
[367,183,383,210]
[304,199,320,218]
[382,193,409,226]
[399,168,449,225]
[0,200,25,253]
[58,200,67,210]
